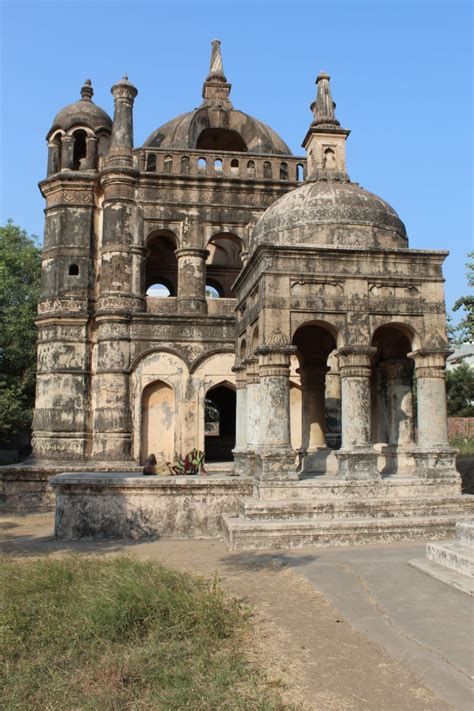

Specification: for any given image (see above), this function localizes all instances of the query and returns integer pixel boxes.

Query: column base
[232,449,254,477]
[378,445,416,476]
[412,447,459,478]
[302,447,337,475]
[335,448,380,480]
[255,447,299,482]
[32,433,90,461]
[92,433,132,461]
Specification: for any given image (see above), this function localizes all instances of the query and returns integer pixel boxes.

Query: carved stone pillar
[176,248,208,314]
[382,359,415,447]
[335,347,379,479]
[231,365,247,476]
[61,135,74,170]
[409,349,457,478]
[298,364,336,473]
[240,357,259,476]
[256,345,298,481]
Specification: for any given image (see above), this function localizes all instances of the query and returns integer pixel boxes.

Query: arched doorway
[206,234,243,297]
[292,322,339,473]
[204,384,236,462]
[141,380,175,465]
[145,231,178,296]
[371,325,416,473]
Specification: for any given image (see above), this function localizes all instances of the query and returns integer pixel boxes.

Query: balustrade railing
[137,148,306,183]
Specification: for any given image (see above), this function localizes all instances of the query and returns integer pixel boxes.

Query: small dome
[143,107,292,155]
[250,181,407,252]
[48,80,112,136]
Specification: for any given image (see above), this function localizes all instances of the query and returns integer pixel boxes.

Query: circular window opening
[147,282,172,297]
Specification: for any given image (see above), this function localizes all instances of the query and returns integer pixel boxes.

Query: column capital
[231,364,247,388]
[175,247,209,260]
[408,348,451,378]
[336,346,376,377]
[257,345,296,377]
[243,356,259,384]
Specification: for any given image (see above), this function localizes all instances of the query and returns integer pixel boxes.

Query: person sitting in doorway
[143,453,157,475]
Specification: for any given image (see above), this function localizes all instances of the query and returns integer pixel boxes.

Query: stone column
[47,141,61,176]
[61,135,74,170]
[176,248,208,315]
[298,364,336,473]
[409,349,457,478]
[231,365,247,476]
[107,75,137,168]
[335,347,379,479]
[256,345,298,481]
[242,357,260,476]
[84,136,98,170]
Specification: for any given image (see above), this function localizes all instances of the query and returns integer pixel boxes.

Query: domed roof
[142,40,291,156]
[49,80,112,136]
[143,108,291,155]
[250,181,408,252]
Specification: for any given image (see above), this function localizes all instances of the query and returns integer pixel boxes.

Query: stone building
[31,42,469,547]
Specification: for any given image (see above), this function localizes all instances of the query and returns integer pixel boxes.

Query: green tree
[446,363,474,417]
[450,251,474,345]
[0,221,41,448]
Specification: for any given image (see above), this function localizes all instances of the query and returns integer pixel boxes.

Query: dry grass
[0,555,285,710]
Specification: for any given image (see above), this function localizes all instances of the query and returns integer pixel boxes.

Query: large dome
[142,40,291,156]
[250,181,407,252]
[143,107,292,155]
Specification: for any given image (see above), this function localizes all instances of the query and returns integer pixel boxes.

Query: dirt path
[0,513,449,710]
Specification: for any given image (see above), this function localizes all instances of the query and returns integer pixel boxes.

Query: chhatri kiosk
[40,44,467,548]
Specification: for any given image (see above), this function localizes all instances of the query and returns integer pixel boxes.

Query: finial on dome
[311,71,340,127]
[80,79,93,102]
[202,39,232,108]
[207,39,226,82]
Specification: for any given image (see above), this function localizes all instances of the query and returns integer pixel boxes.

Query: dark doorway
[204,384,236,462]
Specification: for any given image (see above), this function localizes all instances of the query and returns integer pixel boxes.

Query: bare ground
[0,513,450,710]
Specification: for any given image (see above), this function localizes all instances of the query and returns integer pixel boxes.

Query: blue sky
[1,0,472,315]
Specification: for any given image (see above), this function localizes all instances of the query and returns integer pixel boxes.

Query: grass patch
[451,436,474,456]
[0,556,285,710]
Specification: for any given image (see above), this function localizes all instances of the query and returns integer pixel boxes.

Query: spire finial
[80,79,93,102]
[311,71,340,127]
[207,38,226,82]
[202,39,232,108]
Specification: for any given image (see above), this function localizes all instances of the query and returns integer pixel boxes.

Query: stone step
[222,513,462,551]
[456,519,474,547]
[426,541,474,577]
[239,496,465,520]
[409,557,474,596]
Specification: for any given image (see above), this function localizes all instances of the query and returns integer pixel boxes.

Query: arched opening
[196,128,247,152]
[97,133,110,157]
[145,231,178,296]
[164,155,173,173]
[198,157,207,172]
[141,380,175,465]
[72,129,87,170]
[180,155,190,174]
[263,161,272,179]
[204,384,236,462]
[214,158,223,173]
[230,158,239,175]
[146,281,172,297]
[296,163,305,181]
[146,154,157,171]
[280,162,289,180]
[205,281,223,299]
[68,263,79,276]
[251,325,259,355]
[371,325,415,463]
[206,233,243,298]
[292,323,339,473]
[247,160,255,177]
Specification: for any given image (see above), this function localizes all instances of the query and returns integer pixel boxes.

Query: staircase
[222,474,474,551]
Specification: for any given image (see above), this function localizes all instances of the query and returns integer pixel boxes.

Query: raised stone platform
[410,519,474,596]
[50,472,253,539]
